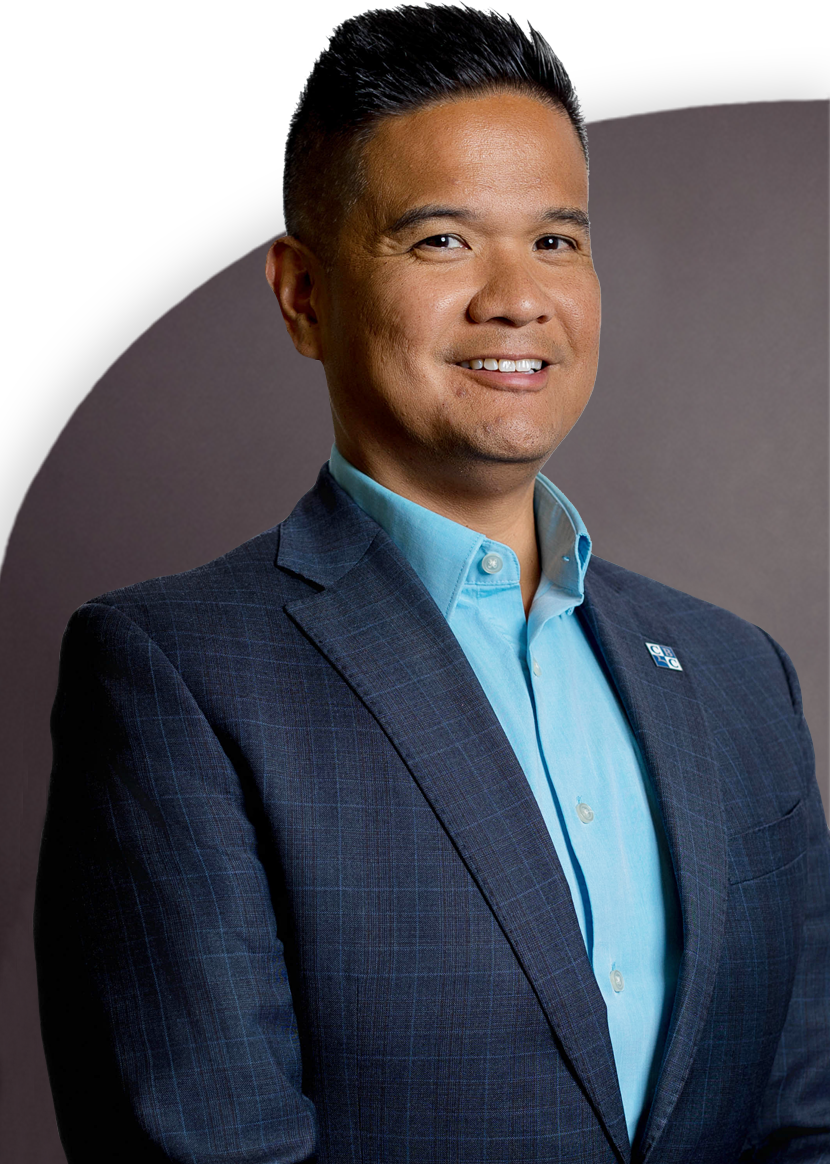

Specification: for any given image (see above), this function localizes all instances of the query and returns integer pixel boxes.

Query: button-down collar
[328,445,592,622]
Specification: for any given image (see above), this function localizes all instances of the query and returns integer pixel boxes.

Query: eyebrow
[384,203,590,236]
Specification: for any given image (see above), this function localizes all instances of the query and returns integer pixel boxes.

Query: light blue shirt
[329,447,682,1142]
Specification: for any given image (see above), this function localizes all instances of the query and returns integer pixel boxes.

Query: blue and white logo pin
[645,642,683,671]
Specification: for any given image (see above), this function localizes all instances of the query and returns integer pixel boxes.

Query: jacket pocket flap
[727,799,806,885]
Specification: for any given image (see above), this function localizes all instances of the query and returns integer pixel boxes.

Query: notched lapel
[580,562,728,1160]
[280,476,630,1162]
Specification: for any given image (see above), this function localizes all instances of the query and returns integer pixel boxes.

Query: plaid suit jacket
[35,465,830,1164]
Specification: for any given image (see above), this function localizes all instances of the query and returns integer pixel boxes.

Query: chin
[470,415,567,464]
[439,426,561,469]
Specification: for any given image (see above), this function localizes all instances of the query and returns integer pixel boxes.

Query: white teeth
[459,357,545,372]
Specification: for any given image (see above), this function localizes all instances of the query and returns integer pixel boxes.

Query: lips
[450,355,551,393]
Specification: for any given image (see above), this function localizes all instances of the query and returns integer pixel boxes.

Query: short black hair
[283,4,586,261]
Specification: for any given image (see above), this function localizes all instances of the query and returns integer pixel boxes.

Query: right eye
[414,234,467,250]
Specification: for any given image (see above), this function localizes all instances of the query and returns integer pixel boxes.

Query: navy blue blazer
[35,466,830,1164]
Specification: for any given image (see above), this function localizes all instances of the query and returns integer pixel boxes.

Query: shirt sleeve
[35,601,318,1163]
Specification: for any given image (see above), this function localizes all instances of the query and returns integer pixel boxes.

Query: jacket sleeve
[740,635,830,1163]
[34,601,318,1164]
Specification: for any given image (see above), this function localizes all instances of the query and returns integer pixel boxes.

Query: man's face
[311,91,601,478]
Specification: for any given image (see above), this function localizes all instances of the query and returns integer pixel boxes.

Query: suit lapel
[579,561,728,1160]
[279,473,630,1163]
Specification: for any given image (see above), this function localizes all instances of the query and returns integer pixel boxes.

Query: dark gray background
[1,102,827,1160]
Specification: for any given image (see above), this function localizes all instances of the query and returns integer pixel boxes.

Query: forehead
[357,91,588,227]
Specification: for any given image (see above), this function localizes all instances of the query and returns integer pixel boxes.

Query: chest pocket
[727,798,807,885]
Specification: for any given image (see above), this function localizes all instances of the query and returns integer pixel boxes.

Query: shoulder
[63,521,312,667]
[589,553,774,643]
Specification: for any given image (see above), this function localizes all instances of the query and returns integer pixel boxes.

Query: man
[35,6,829,1163]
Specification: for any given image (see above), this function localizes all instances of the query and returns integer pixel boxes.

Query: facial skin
[268,91,601,609]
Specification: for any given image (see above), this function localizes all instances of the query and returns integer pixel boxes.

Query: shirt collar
[328,445,592,620]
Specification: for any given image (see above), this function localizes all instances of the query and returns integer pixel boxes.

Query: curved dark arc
[3,39,824,558]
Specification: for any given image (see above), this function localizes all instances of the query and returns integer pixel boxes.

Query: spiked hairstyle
[283,5,586,261]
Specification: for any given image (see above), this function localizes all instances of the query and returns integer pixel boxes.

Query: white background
[1,0,827,567]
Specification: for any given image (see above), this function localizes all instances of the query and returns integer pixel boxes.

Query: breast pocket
[727,798,807,885]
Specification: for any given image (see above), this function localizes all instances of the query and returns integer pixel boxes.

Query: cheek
[356,266,465,364]
[330,289,403,371]
[328,278,448,422]
[557,270,602,351]
[339,277,409,363]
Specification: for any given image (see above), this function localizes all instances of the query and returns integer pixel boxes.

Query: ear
[266,236,325,361]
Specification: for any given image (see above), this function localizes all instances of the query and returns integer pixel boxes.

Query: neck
[336,439,544,616]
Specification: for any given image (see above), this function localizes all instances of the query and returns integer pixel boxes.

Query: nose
[466,253,553,327]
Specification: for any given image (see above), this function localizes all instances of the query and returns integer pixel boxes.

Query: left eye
[417,234,466,249]
[534,235,573,251]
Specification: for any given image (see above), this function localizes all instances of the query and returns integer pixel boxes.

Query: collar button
[481,552,503,575]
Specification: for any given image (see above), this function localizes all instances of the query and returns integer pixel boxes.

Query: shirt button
[532,658,542,676]
[610,969,625,993]
[481,553,503,574]
[576,802,594,824]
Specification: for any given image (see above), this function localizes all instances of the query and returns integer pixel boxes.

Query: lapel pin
[645,641,683,671]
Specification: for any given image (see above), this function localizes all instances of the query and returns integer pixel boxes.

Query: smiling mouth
[456,357,546,374]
